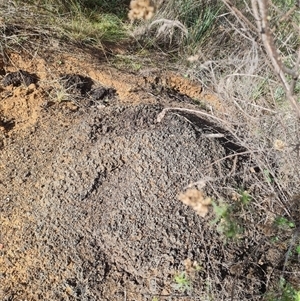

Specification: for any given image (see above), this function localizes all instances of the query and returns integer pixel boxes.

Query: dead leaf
[178,188,212,217]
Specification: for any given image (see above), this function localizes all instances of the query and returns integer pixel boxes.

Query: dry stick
[252,0,300,118]
[204,151,257,169]
[290,47,300,92]
[156,107,228,125]
[220,0,284,94]
[256,0,296,76]
[222,0,300,117]
[270,2,298,25]
[221,0,258,33]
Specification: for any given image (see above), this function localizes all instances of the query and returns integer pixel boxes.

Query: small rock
[26,83,36,94]
[65,102,79,111]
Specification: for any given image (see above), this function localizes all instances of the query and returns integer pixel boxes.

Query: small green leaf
[264,169,273,183]
[173,272,191,292]
[239,190,251,205]
[275,216,295,229]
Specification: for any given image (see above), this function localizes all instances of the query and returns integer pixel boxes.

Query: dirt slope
[0,47,293,300]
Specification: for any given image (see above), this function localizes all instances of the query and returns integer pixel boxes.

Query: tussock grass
[16,0,130,17]
[1,1,128,46]
[130,0,221,53]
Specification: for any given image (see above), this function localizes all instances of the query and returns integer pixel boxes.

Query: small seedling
[279,278,300,301]
[173,272,191,292]
[239,190,251,205]
[271,236,280,243]
[295,245,300,255]
[252,77,268,101]
[274,216,295,229]
[56,90,69,103]
[274,86,286,103]
[212,200,229,224]
[212,200,242,239]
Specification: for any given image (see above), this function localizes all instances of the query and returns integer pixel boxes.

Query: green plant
[271,236,280,243]
[212,200,229,222]
[212,200,242,239]
[265,278,300,301]
[11,1,128,45]
[173,271,191,292]
[184,5,220,48]
[264,169,274,184]
[63,13,127,44]
[274,86,286,103]
[252,77,269,101]
[239,189,252,205]
[17,0,129,18]
[274,217,295,230]
[211,189,252,239]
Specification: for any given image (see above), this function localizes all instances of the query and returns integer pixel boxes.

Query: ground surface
[0,42,298,301]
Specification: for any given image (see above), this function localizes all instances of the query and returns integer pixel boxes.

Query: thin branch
[222,0,258,34]
[204,151,257,169]
[156,107,228,125]
[251,0,300,118]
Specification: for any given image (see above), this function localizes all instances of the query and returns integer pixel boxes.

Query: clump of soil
[89,86,116,101]
[60,73,93,95]
[2,70,38,87]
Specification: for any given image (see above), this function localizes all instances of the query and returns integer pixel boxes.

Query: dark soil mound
[0,99,271,301]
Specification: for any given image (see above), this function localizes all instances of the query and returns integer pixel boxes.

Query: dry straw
[128,0,156,20]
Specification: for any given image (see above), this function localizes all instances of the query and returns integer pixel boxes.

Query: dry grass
[187,38,300,209]
[148,1,300,297]
[129,0,220,52]
[182,4,300,296]
[0,1,127,48]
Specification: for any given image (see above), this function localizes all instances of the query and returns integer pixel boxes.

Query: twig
[221,0,258,33]
[204,151,257,169]
[252,0,300,118]
[156,107,228,125]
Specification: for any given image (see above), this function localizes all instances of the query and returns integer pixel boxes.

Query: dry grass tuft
[273,139,286,151]
[178,188,212,217]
